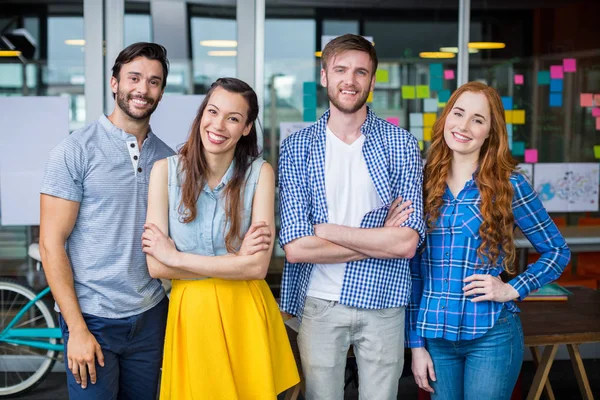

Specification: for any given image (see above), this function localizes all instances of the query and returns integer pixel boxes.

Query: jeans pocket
[302,297,334,319]
[374,306,404,318]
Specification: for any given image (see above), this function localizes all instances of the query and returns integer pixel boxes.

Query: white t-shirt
[307,126,382,301]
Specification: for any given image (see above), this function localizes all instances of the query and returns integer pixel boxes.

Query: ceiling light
[200,40,237,48]
[440,47,479,54]
[65,39,85,46]
[207,50,237,57]
[468,42,506,50]
[419,52,456,59]
[0,50,21,57]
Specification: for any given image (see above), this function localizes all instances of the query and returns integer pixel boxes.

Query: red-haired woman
[406,82,570,400]
[141,78,299,399]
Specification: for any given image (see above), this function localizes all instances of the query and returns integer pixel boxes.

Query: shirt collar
[203,159,236,193]
[314,106,377,138]
[98,114,155,143]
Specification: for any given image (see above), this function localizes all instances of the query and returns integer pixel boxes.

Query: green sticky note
[512,141,525,156]
[429,63,443,77]
[303,95,317,109]
[303,108,316,122]
[303,81,317,96]
[438,89,451,103]
[402,86,416,99]
[376,69,389,83]
[594,145,600,159]
[417,85,430,99]
[430,77,443,92]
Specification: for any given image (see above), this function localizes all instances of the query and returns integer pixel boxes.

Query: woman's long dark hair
[178,78,260,252]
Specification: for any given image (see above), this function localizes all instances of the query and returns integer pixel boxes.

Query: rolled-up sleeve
[278,137,314,247]
[398,136,425,246]
[508,173,571,300]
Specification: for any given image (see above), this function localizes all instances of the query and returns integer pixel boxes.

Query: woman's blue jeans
[427,307,524,400]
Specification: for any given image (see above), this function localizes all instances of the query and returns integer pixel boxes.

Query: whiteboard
[0,96,70,226]
[149,94,206,153]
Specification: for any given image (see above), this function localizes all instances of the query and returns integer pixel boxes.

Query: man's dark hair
[111,42,169,97]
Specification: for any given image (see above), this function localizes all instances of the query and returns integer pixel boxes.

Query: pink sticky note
[563,58,577,72]
[444,69,455,80]
[386,117,399,126]
[581,93,594,107]
[524,149,538,163]
[597,117,600,131]
[514,74,524,85]
[593,108,600,117]
[550,65,563,79]
[595,94,600,106]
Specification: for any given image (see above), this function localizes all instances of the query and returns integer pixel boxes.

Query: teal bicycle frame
[0,286,63,352]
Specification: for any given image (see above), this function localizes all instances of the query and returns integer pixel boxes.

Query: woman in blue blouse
[407,81,570,399]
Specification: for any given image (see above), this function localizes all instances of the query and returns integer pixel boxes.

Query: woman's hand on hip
[463,274,520,303]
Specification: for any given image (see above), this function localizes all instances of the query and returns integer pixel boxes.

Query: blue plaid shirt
[278,108,425,317]
[406,172,571,347]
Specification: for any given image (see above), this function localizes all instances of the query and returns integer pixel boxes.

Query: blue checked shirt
[406,173,571,347]
[278,108,425,317]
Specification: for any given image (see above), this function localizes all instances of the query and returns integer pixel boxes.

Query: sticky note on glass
[438,89,451,103]
[376,69,389,83]
[512,110,525,124]
[424,127,432,141]
[594,145,600,159]
[416,85,430,99]
[424,99,438,113]
[594,94,600,106]
[524,149,538,163]
[597,117,600,131]
[438,102,447,108]
[367,91,373,103]
[303,81,317,96]
[512,141,525,156]
[514,74,524,85]
[430,63,443,77]
[550,79,563,92]
[303,95,317,109]
[411,128,424,141]
[550,93,562,107]
[505,110,513,124]
[537,71,550,85]
[402,86,416,99]
[563,58,576,72]
[444,69,455,80]
[502,97,513,110]
[303,108,316,122]
[593,108,600,118]
[386,117,399,126]
[580,93,593,107]
[550,65,564,79]
[410,113,424,127]
[430,77,444,92]
[418,141,424,151]
[423,113,437,127]
[507,124,513,150]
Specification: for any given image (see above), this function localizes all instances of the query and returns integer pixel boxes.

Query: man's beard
[327,84,369,114]
[116,89,159,121]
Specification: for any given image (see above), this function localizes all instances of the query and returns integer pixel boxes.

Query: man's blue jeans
[58,296,168,400]
[427,307,524,400]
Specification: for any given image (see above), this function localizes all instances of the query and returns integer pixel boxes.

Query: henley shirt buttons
[137,167,142,173]
[133,155,138,160]
[130,143,135,148]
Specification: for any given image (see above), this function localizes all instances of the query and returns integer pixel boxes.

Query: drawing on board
[533,163,599,212]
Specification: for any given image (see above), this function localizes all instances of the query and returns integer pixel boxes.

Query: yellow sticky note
[419,141,424,151]
[367,91,373,103]
[594,145,600,159]
[376,69,389,83]
[424,127,432,141]
[416,85,430,99]
[513,110,525,124]
[505,110,513,124]
[402,86,416,99]
[423,113,437,127]
[438,102,447,108]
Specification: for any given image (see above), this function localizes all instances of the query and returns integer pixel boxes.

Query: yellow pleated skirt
[159,278,300,400]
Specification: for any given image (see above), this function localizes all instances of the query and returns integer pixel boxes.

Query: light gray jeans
[298,296,405,400]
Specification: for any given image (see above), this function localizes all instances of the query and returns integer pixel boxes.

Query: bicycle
[0,243,63,397]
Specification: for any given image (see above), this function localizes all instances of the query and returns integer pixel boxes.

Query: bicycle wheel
[0,279,58,397]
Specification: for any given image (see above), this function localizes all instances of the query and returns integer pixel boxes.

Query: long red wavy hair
[424,82,518,273]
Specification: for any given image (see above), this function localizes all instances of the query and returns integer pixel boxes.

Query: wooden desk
[520,287,600,400]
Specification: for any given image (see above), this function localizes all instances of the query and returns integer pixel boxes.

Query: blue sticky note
[438,89,451,103]
[502,97,513,110]
[537,71,550,85]
[512,141,525,156]
[303,95,317,109]
[550,79,563,93]
[303,81,317,96]
[430,77,444,92]
[550,93,562,107]
[303,107,317,122]
[430,63,443,77]
[507,124,513,150]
